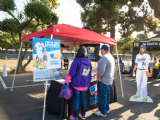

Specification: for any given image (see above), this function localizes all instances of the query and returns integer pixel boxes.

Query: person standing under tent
[95,44,115,117]
[64,57,69,70]
[61,44,65,71]
[34,39,47,54]
[132,45,153,102]
[69,46,92,120]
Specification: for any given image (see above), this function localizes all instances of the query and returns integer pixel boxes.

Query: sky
[0,0,155,40]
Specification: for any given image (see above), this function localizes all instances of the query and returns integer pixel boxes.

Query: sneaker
[69,115,73,119]
[133,95,141,99]
[81,116,86,119]
[95,110,106,117]
[143,98,147,102]
[78,113,81,117]
[69,115,77,120]
[78,113,86,119]
[95,109,109,114]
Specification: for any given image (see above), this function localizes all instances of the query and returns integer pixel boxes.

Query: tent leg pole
[74,41,75,58]
[42,34,53,120]
[116,45,124,98]
[11,42,23,91]
[42,81,48,120]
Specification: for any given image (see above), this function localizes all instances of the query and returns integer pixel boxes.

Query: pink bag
[59,73,73,99]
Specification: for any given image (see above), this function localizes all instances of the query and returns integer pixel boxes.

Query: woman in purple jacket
[69,46,92,120]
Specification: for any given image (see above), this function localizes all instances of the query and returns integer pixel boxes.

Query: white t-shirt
[35,42,45,51]
[115,59,118,64]
[135,53,151,69]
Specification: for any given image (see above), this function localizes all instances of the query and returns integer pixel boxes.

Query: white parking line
[7,84,43,89]
[0,76,7,89]
[0,77,43,89]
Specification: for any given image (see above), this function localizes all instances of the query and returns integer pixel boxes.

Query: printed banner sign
[89,84,98,105]
[134,42,139,47]
[89,84,97,95]
[33,37,61,82]
[88,47,95,59]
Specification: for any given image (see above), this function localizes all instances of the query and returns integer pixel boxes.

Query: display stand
[42,81,49,120]
[129,73,153,103]
[129,95,153,103]
[129,81,153,103]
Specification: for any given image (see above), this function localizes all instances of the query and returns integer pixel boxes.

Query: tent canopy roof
[22,24,116,46]
[139,34,160,42]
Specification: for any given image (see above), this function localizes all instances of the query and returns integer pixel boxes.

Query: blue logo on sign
[90,85,97,95]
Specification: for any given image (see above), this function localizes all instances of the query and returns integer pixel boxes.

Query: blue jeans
[97,82,112,115]
[73,88,86,118]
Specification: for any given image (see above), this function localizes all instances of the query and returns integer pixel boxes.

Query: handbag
[59,73,73,99]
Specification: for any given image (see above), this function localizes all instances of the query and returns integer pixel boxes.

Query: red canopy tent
[12,24,123,95]
[22,24,116,46]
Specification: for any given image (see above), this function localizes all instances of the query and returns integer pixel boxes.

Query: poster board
[33,37,61,82]
[81,44,101,62]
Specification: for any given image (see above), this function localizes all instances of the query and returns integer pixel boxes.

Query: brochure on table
[33,37,61,82]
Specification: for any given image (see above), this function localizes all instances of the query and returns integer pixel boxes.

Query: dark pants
[73,88,87,118]
[97,82,112,115]
[64,64,68,70]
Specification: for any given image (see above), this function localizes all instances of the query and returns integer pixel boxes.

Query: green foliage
[0,0,15,11]
[24,1,51,23]
[118,1,159,38]
[117,37,133,55]
[77,0,129,35]
[0,19,19,33]
[65,46,79,52]
[77,0,159,45]
[116,33,148,55]
[134,33,148,42]
[31,0,60,11]
[0,0,59,72]
[10,67,16,73]
[148,0,160,19]
[10,66,26,73]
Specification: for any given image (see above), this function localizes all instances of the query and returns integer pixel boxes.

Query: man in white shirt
[132,45,153,102]
[34,39,47,54]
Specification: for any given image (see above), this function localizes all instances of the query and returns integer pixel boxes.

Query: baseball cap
[140,45,146,49]
[99,44,110,50]
[39,39,42,41]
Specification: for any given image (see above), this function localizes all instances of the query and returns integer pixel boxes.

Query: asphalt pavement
[0,71,160,120]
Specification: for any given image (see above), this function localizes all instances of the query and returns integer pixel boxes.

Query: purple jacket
[69,57,92,87]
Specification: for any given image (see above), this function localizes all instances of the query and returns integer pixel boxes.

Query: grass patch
[9,66,27,74]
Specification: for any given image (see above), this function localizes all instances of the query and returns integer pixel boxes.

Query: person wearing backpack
[69,46,92,120]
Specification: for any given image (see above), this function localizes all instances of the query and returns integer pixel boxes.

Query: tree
[76,0,159,54]
[31,0,60,11]
[117,37,133,56]
[119,2,158,38]
[0,0,59,73]
[148,0,160,34]
[116,33,148,56]
[76,0,128,54]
